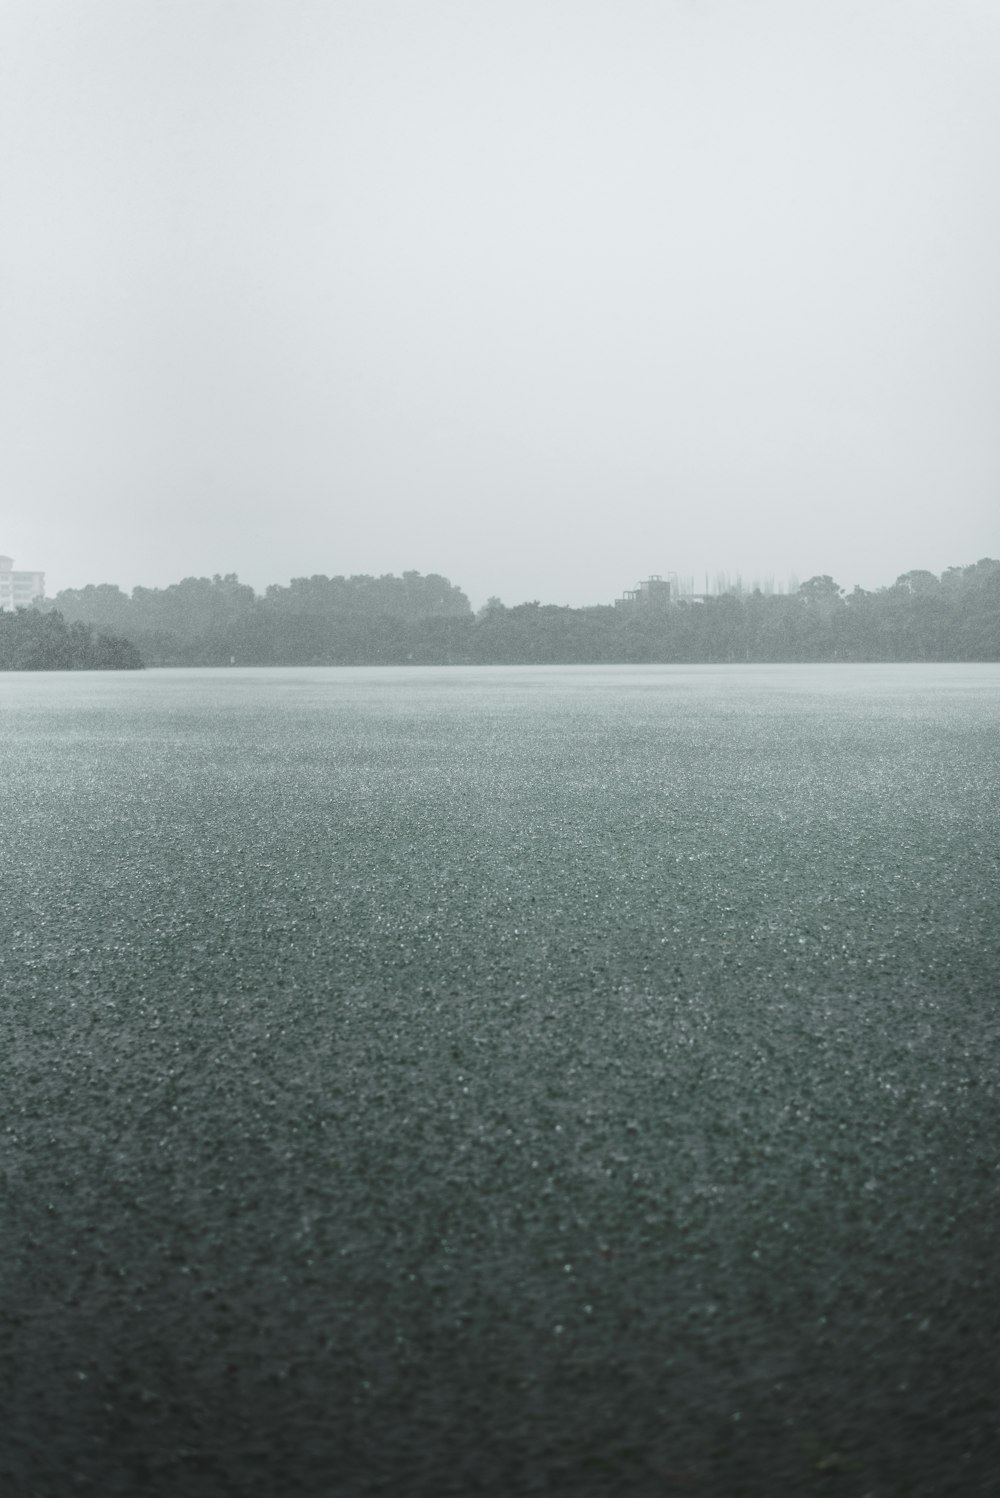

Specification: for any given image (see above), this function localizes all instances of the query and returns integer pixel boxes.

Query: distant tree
[797,575,844,605]
[952,558,1000,658]
[0,608,143,670]
[893,570,940,595]
[48,582,132,629]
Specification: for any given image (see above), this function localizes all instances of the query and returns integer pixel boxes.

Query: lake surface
[2,664,999,1496]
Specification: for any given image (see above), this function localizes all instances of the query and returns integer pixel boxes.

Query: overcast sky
[2,0,998,606]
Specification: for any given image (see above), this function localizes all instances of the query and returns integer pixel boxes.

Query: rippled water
[2,663,999,1497]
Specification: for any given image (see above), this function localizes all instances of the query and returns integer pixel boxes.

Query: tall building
[0,556,45,611]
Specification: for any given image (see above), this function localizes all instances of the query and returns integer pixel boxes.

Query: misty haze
[2,3,999,1497]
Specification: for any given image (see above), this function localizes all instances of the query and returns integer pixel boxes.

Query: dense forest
[24,557,1000,667]
[0,607,143,670]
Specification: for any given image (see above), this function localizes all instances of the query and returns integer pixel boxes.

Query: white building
[0,556,45,611]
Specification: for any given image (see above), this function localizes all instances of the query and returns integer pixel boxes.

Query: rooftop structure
[615,573,677,608]
[615,571,800,607]
[0,556,45,612]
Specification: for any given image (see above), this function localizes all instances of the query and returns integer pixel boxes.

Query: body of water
[2,664,998,1496]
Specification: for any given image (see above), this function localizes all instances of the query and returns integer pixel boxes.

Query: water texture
[1,664,998,1497]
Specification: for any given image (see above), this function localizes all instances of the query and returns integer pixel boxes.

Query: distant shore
[17,556,999,669]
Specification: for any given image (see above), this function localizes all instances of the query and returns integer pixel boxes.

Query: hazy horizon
[20,554,1000,614]
[3,1,998,608]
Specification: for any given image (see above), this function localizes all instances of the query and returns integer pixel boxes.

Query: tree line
[24,558,1000,667]
[0,607,143,670]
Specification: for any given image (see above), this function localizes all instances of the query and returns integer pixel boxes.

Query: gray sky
[2,0,998,606]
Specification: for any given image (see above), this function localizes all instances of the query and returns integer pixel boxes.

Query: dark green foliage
[466,561,1000,663]
[48,570,473,666]
[44,559,1000,665]
[0,607,143,670]
[52,574,264,667]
